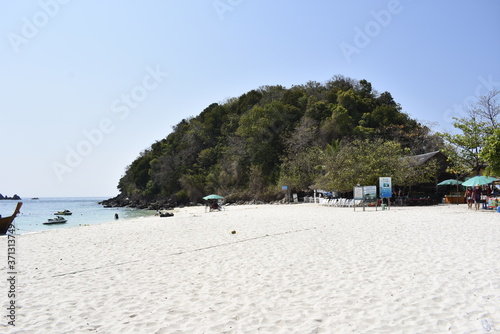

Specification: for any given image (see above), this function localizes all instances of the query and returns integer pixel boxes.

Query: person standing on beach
[482,185,492,209]
[472,185,482,210]
[465,187,473,209]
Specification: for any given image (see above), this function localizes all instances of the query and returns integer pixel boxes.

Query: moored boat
[54,210,72,215]
[0,202,23,235]
[44,216,67,225]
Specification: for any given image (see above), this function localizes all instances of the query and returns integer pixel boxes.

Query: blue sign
[379,177,392,198]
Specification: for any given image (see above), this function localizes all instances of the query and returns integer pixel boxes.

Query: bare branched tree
[469,89,500,129]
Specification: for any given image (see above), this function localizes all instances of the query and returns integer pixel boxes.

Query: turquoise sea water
[0,197,154,235]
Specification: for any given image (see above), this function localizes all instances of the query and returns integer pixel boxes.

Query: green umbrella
[462,175,498,187]
[203,194,225,200]
[437,179,463,186]
[437,179,464,198]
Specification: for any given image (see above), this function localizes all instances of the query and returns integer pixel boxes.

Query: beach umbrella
[202,194,225,200]
[437,179,463,186]
[437,179,463,194]
[461,175,498,187]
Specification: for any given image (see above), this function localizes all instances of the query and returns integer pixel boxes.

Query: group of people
[464,184,494,210]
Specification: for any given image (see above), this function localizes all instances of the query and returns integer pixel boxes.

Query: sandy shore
[1,203,499,333]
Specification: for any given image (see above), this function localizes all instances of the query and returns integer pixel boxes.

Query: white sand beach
[1,203,499,333]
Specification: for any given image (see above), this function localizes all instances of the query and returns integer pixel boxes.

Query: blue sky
[1,0,499,198]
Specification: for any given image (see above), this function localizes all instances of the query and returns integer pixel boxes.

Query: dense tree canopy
[439,117,489,176]
[481,129,500,175]
[315,139,404,192]
[116,76,443,205]
[439,89,500,177]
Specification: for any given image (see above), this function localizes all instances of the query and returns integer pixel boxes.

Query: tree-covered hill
[105,75,443,208]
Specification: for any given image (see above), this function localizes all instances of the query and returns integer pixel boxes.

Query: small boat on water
[0,202,23,235]
[54,210,72,215]
[44,216,67,225]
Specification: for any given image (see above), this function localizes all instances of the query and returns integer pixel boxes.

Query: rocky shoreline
[99,194,282,211]
[99,194,176,211]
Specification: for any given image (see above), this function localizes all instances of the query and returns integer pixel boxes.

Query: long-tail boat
[0,202,22,235]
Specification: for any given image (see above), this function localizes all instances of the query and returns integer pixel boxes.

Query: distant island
[0,194,22,200]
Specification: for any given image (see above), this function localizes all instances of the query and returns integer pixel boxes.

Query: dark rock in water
[0,193,21,200]
[99,194,131,208]
[99,194,177,211]
[160,212,174,217]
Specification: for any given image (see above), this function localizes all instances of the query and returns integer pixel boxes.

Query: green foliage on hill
[117,75,443,204]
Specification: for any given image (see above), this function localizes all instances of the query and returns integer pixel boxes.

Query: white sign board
[354,187,363,200]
